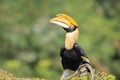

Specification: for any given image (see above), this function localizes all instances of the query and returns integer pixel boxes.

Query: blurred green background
[0,0,120,80]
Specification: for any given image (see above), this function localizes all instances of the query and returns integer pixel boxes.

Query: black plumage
[60,43,88,71]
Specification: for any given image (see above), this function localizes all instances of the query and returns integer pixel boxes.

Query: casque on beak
[49,14,78,29]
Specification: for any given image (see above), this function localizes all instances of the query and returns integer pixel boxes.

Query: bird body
[50,14,93,80]
[60,43,88,71]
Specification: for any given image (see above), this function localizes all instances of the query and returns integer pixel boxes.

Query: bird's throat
[65,29,79,50]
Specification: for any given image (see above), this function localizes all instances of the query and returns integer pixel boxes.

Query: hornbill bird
[50,14,93,80]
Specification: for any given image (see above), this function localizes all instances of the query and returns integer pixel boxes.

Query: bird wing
[74,43,90,63]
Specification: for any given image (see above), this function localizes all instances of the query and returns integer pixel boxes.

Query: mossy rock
[0,69,44,80]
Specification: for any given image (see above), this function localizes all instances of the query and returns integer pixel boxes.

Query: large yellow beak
[50,14,78,28]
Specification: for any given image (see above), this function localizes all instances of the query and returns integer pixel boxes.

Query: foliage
[0,0,120,80]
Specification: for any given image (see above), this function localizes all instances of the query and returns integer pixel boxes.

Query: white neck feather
[65,28,79,50]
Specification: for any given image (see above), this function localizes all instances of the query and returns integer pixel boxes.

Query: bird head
[50,14,79,32]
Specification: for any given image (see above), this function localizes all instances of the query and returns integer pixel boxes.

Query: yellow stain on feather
[81,56,89,63]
